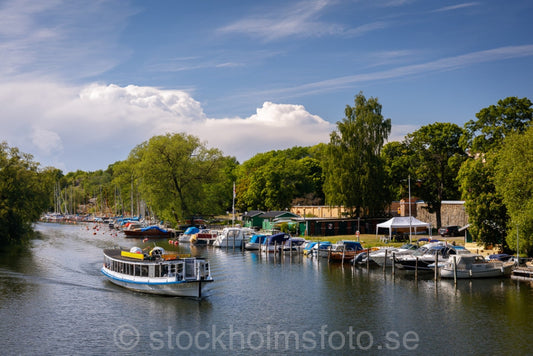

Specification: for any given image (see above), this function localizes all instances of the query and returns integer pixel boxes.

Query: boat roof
[103,248,194,263]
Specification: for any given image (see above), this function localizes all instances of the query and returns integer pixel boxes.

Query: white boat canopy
[375,216,432,239]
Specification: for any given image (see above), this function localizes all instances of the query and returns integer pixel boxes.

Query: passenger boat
[101,247,213,298]
[439,254,514,279]
[123,225,173,239]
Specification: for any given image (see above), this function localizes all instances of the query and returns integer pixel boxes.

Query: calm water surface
[1,223,532,355]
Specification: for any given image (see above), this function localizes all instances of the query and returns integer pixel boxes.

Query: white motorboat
[212,227,255,248]
[368,244,418,267]
[440,253,514,279]
[394,242,468,270]
[101,247,213,298]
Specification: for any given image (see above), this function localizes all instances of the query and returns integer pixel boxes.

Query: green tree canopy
[323,92,391,217]
[462,96,533,153]
[494,127,533,255]
[236,147,323,211]
[132,133,228,225]
[404,122,467,228]
[0,142,49,245]
[381,141,412,201]
[459,96,532,247]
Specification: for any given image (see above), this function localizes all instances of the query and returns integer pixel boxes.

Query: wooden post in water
[453,255,457,284]
[232,233,236,251]
[392,252,396,276]
[383,249,388,273]
[415,257,419,280]
[328,245,332,263]
[434,253,439,281]
[366,249,370,269]
[259,238,262,259]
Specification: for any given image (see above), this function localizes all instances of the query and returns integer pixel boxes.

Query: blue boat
[244,234,267,250]
[260,233,290,252]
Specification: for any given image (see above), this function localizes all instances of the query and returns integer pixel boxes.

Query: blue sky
[1,0,532,172]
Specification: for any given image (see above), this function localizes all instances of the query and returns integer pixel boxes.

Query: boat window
[141,266,148,277]
[161,264,169,276]
[135,265,140,276]
[155,264,160,277]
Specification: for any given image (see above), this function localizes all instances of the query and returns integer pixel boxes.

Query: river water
[0,223,532,355]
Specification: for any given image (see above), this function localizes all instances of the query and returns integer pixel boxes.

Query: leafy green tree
[405,122,467,228]
[459,97,532,247]
[323,92,391,217]
[133,133,227,225]
[236,147,324,211]
[494,127,533,255]
[0,142,48,245]
[458,156,508,248]
[462,97,533,153]
[382,141,412,201]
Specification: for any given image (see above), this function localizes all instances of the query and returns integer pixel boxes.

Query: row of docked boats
[100,226,523,299]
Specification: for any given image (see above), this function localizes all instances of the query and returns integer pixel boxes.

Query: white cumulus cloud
[0,81,335,171]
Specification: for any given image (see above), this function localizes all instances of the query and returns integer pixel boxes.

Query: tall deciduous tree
[235,147,323,211]
[133,133,227,225]
[382,141,413,202]
[494,127,533,255]
[0,142,48,245]
[405,122,467,228]
[459,97,532,248]
[323,92,391,217]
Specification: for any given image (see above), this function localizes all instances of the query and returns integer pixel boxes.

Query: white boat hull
[440,263,513,279]
[101,267,212,298]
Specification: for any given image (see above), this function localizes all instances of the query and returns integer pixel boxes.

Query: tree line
[1,94,532,255]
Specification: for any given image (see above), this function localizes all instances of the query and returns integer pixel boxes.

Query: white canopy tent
[376,216,432,241]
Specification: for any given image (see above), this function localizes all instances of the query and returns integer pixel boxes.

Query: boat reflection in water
[101,246,213,298]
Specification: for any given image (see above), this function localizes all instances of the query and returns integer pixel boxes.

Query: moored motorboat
[328,241,369,263]
[178,226,200,242]
[260,233,290,252]
[190,230,219,245]
[244,234,267,250]
[394,242,466,270]
[212,227,255,248]
[101,246,213,298]
[368,244,418,267]
[123,225,173,239]
[439,253,514,278]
